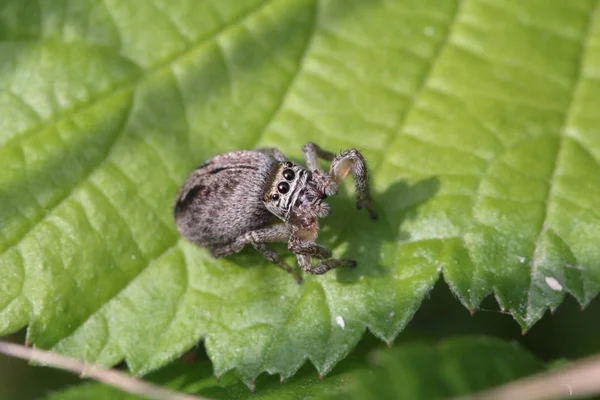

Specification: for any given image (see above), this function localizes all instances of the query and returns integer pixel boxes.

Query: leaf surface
[0,0,599,385]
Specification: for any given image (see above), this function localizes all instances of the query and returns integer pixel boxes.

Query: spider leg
[289,236,332,259]
[210,224,302,283]
[289,234,356,275]
[302,143,377,220]
[302,142,335,172]
[311,259,357,275]
[294,252,356,275]
[329,149,378,220]
[254,243,302,283]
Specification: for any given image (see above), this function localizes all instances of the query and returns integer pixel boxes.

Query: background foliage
[1,0,600,398]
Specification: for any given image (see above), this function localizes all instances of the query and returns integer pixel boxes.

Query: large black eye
[282,169,295,181]
[277,182,290,194]
[271,193,279,201]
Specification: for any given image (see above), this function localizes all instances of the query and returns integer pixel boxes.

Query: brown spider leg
[211,224,290,256]
[288,235,332,259]
[295,253,356,275]
[302,142,335,172]
[303,143,377,220]
[254,243,302,283]
[210,224,301,283]
[329,149,378,220]
[311,259,357,275]
[289,234,356,275]
[296,254,313,273]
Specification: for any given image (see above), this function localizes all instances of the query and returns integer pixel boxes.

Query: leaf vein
[52,239,182,349]
[252,0,318,148]
[0,95,134,262]
[2,0,276,152]
[376,0,465,173]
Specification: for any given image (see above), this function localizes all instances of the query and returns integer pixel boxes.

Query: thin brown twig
[0,341,211,400]
[468,353,600,400]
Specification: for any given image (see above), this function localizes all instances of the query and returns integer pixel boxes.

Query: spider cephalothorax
[263,161,330,223]
[174,143,377,283]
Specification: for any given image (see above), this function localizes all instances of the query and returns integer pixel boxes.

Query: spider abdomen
[174,151,277,247]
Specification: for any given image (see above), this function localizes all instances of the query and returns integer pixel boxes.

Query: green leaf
[44,337,545,399]
[0,0,599,386]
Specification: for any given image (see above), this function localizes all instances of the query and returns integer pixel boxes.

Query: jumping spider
[174,143,377,283]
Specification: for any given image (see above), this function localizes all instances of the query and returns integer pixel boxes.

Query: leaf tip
[280,376,285,384]
[318,374,325,381]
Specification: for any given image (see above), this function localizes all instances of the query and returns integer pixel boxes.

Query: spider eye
[285,161,293,168]
[277,182,290,194]
[271,193,280,201]
[282,169,295,181]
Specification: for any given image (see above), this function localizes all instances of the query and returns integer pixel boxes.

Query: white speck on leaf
[280,295,285,301]
[545,276,563,291]
[517,256,526,263]
[389,311,395,318]
[335,315,345,329]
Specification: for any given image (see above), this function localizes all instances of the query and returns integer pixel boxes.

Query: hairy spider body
[174,143,377,283]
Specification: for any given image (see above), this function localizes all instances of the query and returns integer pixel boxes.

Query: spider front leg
[210,224,302,283]
[254,243,302,284]
[330,149,378,220]
[294,253,357,275]
[288,235,332,259]
[303,143,378,220]
[303,142,335,172]
[289,235,356,275]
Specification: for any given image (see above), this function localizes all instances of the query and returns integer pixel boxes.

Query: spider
[174,143,377,283]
